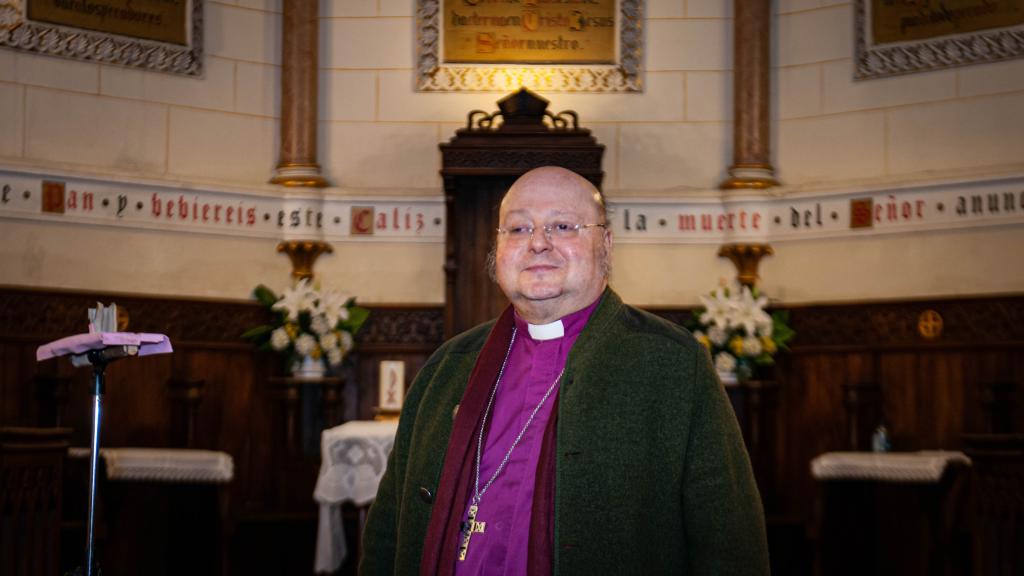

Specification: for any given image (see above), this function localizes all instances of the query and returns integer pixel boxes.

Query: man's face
[495,175,611,324]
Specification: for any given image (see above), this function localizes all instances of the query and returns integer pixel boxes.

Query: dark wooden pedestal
[816,466,970,576]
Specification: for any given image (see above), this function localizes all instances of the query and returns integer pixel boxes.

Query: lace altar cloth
[811,451,971,483]
[313,420,399,573]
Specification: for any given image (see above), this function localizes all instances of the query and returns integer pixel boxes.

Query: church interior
[1,0,1023,574]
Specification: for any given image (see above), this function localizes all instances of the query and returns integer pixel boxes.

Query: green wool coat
[360,291,770,575]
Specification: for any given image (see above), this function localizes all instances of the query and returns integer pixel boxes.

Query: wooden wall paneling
[4,287,1023,575]
[1014,351,1024,431]
[778,351,848,520]
[962,351,988,435]
[878,351,918,450]
[920,351,966,449]
[102,354,174,447]
[239,354,275,516]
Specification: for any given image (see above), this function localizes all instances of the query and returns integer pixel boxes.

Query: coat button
[419,487,433,504]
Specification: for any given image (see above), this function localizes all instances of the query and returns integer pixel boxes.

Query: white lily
[699,285,735,331]
[272,278,316,321]
[317,289,351,328]
[733,286,772,336]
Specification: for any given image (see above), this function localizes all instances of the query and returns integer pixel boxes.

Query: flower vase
[291,355,326,379]
[717,370,739,387]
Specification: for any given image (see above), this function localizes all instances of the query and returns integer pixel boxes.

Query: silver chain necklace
[472,327,565,506]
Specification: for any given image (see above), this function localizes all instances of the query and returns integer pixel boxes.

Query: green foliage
[771,310,795,350]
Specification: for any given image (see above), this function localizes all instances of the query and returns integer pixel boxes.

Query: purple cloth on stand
[36,332,173,361]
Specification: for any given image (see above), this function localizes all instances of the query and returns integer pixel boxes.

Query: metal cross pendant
[457,504,486,561]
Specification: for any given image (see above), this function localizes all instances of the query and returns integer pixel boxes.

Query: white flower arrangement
[242,279,368,370]
[690,282,794,382]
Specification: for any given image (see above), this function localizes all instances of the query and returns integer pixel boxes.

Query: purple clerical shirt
[454,298,600,576]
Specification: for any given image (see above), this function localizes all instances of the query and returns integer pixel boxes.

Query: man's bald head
[501,166,606,223]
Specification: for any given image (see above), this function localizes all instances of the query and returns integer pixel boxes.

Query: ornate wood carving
[785,297,1024,348]
[357,307,444,348]
[0,288,269,344]
[0,288,444,347]
[5,287,1014,349]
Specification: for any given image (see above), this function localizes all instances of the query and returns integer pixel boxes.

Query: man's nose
[528,226,552,251]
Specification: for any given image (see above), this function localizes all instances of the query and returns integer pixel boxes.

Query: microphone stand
[67,345,138,576]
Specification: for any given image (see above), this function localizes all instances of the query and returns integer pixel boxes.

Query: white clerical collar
[527,319,565,341]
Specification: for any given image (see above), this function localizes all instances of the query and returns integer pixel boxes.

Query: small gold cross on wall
[457,504,486,561]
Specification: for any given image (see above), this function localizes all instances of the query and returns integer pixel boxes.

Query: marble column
[270,0,328,187]
[721,0,779,190]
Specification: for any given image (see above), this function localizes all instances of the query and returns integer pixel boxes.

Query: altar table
[811,451,972,576]
[313,420,398,574]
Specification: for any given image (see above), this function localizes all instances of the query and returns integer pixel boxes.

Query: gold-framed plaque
[855,0,1024,80]
[417,0,643,92]
[0,0,202,76]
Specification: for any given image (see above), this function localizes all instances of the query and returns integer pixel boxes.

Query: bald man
[360,167,768,575]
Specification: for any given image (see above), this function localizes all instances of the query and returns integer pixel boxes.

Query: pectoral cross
[457,504,486,561]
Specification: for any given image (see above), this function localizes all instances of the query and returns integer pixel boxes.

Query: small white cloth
[68,447,234,483]
[314,420,399,574]
[811,451,971,483]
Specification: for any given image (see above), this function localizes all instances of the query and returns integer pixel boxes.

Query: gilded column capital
[277,240,334,281]
[718,243,774,287]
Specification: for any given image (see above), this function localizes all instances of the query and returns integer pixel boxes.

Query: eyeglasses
[496,222,607,242]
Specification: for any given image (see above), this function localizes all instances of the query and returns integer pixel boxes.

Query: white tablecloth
[68,447,234,483]
[810,451,971,483]
[313,420,399,574]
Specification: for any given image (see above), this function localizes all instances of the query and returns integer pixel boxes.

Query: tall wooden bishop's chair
[0,427,72,576]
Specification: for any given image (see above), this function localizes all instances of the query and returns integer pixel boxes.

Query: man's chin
[519,287,564,303]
